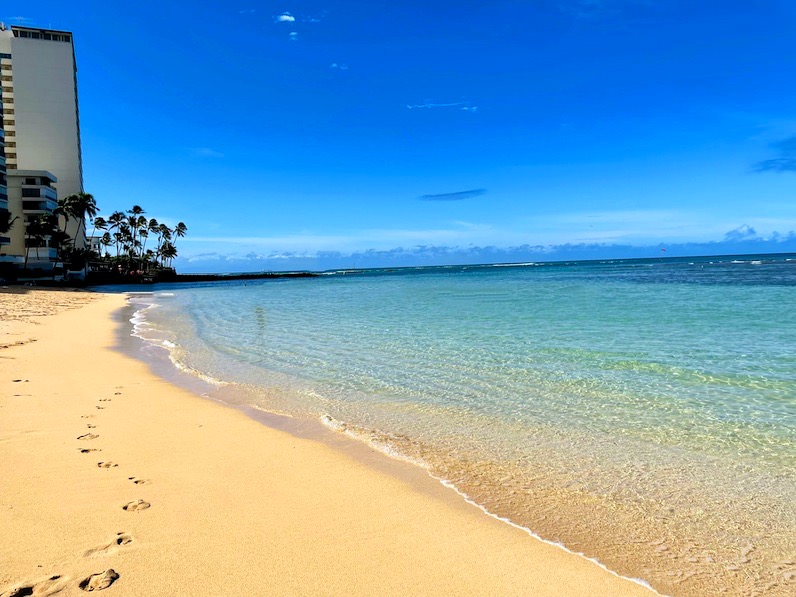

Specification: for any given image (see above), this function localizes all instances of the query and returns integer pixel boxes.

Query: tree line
[15,192,187,276]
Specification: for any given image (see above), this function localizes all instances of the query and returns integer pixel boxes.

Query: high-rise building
[0,23,85,271]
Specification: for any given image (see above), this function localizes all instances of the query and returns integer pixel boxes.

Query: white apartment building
[0,23,85,271]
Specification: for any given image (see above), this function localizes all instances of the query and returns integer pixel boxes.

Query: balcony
[23,246,58,262]
[22,198,58,213]
[22,185,57,199]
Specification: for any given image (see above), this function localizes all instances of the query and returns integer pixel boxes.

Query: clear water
[125,255,796,596]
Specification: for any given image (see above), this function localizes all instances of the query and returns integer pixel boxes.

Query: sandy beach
[0,289,655,596]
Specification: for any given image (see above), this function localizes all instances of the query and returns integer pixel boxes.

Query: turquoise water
[126,255,796,595]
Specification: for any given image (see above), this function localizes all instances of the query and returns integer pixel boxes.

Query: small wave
[319,414,429,469]
[167,355,229,387]
[156,292,176,297]
[129,303,159,339]
[248,404,295,418]
[126,296,228,388]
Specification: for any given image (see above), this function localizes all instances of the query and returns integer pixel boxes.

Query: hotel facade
[0,23,85,271]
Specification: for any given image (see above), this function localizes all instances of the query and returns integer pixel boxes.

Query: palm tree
[90,215,107,243]
[171,222,187,265]
[54,193,97,249]
[100,232,112,258]
[138,228,149,269]
[155,223,171,262]
[48,228,72,279]
[107,211,126,257]
[24,214,58,271]
[53,196,73,246]
[0,210,18,236]
[158,241,178,268]
[67,193,98,246]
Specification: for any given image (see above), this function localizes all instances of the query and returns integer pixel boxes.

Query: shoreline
[0,288,656,596]
[119,292,660,592]
[122,281,796,597]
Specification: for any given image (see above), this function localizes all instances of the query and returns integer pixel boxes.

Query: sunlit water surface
[125,255,796,596]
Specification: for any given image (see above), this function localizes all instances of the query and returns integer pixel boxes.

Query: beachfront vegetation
[90,204,188,278]
[19,193,188,281]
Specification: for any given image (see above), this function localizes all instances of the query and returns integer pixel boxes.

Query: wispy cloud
[2,16,34,24]
[419,189,487,202]
[330,63,349,70]
[191,147,224,158]
[753,158,796,173]
[288,31,299,41]
[753,135,796,172]
[275,12,296,23]
[238,9,256,15]
[558,0,662,19]
[407,101,478,111]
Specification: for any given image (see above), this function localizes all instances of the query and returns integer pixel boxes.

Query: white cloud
[289,31,299,41]
[276,12,296,23]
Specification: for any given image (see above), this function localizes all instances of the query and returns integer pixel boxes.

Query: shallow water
[124,255,796,595]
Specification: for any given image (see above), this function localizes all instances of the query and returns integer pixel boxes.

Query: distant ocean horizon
[119,253,796,596]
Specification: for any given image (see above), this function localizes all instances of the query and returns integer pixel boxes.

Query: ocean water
[124,255,796,596]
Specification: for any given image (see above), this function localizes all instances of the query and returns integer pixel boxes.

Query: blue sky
[6,1,796,271]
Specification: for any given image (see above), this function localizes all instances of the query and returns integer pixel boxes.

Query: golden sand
[0,289,655,596]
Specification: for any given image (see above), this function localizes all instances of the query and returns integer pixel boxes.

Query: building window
[4,142,15,148]
[0,76,12,82]
[5,152,16,159]
[2,109,13,115]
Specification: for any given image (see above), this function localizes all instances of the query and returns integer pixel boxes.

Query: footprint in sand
[11,379,29,383]
[128,477,150,485]
[77,433,99,441]
[3,574,67,597]
[86,424,97,429]
[80,415,95,419]
[78,569,119,592]
[113,392,122,395]
[122,499,150,512]
[78,448,101,454]
[98,398,112,402]
[97,462,118,469]
[95,406,104,410]
[83,533,133,557]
